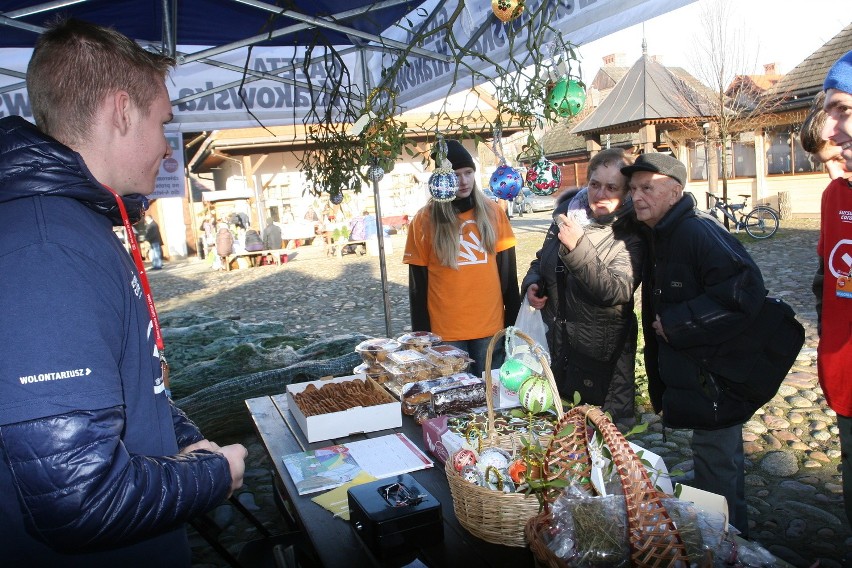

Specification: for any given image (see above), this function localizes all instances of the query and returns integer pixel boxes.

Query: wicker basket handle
[544,405,689,566]
[482,327,564,441]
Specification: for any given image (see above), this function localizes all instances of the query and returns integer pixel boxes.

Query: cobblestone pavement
[147,213,849,567]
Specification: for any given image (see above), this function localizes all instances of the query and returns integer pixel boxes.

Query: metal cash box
[347,474,443,557]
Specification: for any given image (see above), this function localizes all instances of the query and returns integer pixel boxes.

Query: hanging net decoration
[525,156,562,196]
[488,122,523,201]
[428,136,459,202]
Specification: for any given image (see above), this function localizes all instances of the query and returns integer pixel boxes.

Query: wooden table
[245,394,536,568]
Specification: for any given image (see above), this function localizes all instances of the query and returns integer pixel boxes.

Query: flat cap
[620,152,687,186]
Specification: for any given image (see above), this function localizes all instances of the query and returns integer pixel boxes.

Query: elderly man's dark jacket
[641,192,766,429]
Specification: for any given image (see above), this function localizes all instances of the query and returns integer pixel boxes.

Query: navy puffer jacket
[0,116,231,566]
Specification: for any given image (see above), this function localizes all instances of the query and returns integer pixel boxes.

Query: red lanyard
[106,187,169,385]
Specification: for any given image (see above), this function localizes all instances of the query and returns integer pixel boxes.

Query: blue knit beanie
[824,50,852,94]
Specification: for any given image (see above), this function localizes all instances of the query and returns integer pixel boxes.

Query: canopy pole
[371,177,393,338]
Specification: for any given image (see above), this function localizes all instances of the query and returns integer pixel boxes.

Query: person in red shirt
[404,140,520,377]
[815,50,852,527]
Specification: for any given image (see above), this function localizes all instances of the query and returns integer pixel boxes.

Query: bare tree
[688,0,787,221]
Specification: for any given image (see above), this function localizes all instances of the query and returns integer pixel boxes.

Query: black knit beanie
[433,139,476,171]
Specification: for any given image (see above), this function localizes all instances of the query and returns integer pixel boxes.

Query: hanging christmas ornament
[491,0,524,23]
[428,136,459,201]
[518,375,554,414]
[330,191,344,205]
[489,164,523,201]
[499,357,533,392]
[547,77,586,118]
[525,156,562,196]
[488,122,522,201]
[367,164,385,182]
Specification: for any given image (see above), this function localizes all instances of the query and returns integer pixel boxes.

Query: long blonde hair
[427,186,497,269]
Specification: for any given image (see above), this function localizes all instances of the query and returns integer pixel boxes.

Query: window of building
[765,126,821,175]
[689,137,756,180]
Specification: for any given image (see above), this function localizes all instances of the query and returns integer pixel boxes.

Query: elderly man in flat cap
[623,153,767,537]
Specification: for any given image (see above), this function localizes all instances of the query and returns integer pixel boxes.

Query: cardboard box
[489,369,521,409]
[420,415,470,465]
[286,375,402,443]
[675,484,729,529]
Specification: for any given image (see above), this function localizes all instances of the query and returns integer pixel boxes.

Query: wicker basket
[444,327,563,548]
[480,328,564,452]
[525,405,690,567]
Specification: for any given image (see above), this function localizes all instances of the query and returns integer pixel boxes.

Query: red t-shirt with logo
[404,200,516,341]
[816,177,852,417]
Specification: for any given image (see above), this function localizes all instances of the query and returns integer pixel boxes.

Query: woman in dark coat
[521,148,645,429]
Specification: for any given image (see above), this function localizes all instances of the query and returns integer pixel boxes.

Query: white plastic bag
[512,297,550,366]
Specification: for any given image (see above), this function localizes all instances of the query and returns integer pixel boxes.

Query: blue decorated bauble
[330,191,344,205]
[489,164,523,200]
[499,357,533,392]
[368,165,385,182]
[525,157,562,196]
[429,168,459,201]
[547,77,586,118]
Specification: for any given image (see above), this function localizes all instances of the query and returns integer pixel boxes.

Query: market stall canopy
[0,0,695,131]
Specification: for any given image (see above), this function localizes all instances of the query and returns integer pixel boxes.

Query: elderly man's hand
[652,314,669,342]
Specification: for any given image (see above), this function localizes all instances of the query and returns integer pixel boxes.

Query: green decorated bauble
[547,77,586,118]
[499,357,533,392]
[518,375,553,414]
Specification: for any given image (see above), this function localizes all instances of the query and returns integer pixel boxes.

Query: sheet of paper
[344,433,434,479]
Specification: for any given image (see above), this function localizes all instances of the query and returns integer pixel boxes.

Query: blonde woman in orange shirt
[404,140,521,377]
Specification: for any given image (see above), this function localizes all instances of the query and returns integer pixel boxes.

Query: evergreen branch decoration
[294,1,584,194]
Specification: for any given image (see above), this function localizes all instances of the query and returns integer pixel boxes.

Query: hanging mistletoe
[358,87,408,180]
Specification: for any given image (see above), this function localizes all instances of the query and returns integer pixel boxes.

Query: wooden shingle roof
[571,55,715,135]
[764,22,852,103]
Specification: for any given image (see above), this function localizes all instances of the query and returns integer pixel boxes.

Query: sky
[574,0,849,86]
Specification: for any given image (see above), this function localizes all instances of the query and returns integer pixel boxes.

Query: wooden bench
[325,240,367,258]
[224,249,289,270]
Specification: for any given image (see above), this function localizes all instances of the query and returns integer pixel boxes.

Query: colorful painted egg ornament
[491,0,524,23]
[476,447,511,474]
[547,77,587,118]
[489,164,523,200]
[518,375,554,414]
[499,357,532,392]
[452,448,478,472]
[507,459,527,484]
[461,465,484,486]
[484,466,515,493]
[429,168,459,201]
[525,157,562,196]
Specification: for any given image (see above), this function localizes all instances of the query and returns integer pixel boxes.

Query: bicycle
[706,193,779,239]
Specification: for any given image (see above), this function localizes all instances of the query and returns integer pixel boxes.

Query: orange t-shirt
[403,200,516,341]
